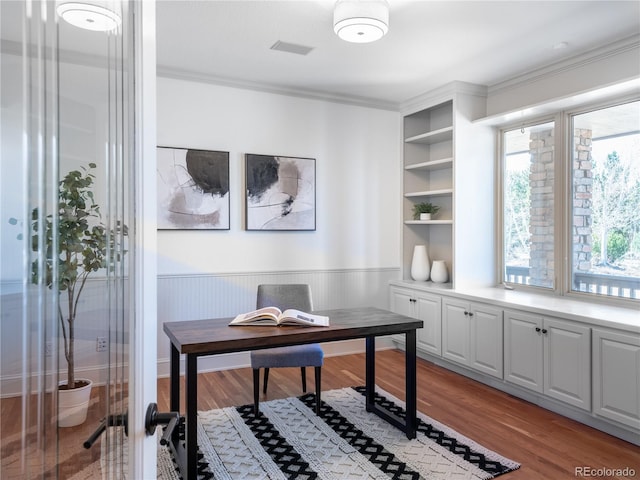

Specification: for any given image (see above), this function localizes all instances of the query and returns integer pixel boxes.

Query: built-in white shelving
[404,157,453,172]
[401,89,493,288]
[404,220,454,225]
[404,126,453,145]
[405,188,453,198]
[402,99,455,285]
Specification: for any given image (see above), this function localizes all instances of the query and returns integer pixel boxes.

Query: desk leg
[405,329,417,439]
[170,344,180,415]
[169,344,181,449]
[186,354,198,480]
[365,336,375,412]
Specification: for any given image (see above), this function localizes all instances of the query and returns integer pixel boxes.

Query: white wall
[154,79,403,373]
[156,78,402,275]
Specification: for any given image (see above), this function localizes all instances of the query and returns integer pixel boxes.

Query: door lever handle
[145,403,181,446]
[83,412,128,449]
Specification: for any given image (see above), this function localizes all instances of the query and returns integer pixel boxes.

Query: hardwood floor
[2,349,638,479]
[157,349,640,480]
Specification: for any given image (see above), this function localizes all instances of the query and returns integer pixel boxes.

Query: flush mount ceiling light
[333,0,389,44]
[56,2,121,32]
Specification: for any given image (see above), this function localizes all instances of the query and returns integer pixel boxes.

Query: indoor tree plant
[412,201,440,220]
[30,163,127,425]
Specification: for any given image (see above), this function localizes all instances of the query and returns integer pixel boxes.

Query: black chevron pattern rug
[160,386,520,480]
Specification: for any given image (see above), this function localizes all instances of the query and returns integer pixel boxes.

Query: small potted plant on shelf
[412,202,440,221]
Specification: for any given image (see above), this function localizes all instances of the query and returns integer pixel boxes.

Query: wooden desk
[163,306,422,480]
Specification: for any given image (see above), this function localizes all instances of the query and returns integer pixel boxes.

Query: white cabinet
[470,304,504,378]
[592,328,640,430]
[442,298,469,364]
[442,298,503,378]
[390,286,441,356]
[504,310,591,410]
[503,310,542,390]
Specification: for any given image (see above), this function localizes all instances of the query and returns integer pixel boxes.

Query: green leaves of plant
[29,163,128,290]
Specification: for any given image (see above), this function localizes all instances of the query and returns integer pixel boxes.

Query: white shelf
[405,188,453,198]
[405,126,453,145]
[405,157,453,172]
[405,220,453,225]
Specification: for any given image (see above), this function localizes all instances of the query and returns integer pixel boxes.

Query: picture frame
[157,146,230,230]
[245,154,316,231]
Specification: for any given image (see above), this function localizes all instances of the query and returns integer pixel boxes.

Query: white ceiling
[155,0,640,108]
[1,1,637,110]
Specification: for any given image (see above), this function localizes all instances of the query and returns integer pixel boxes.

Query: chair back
[256,284,313,312]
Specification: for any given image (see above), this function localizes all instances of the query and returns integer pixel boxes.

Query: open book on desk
[229,307,330,327]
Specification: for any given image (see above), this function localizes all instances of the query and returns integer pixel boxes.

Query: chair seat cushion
[250,344,324,369]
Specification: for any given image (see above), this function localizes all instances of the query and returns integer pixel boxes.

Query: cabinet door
[415,294,442,356]
[442,298,470,366]
[470,304,503,378]
[390,288,416,319]
[592,328,640,429]
[543,317,591,410]
[504,310,543,392]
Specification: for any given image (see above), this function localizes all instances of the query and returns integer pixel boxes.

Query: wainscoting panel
[1,268,401,395]
[156,268,401,377]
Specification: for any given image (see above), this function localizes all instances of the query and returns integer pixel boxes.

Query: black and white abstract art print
[157,147,230,230]
[245,154,316,231]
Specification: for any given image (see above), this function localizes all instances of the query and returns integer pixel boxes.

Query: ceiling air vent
[270,41,314,56]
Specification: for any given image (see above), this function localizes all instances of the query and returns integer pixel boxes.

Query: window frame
[497,95,640,307]
[497,113,562,296]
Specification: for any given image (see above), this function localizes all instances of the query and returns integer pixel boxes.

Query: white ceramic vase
[410,245,430,281]
[431,260,449,283]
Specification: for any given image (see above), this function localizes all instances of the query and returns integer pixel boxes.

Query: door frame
[128,1,158,478]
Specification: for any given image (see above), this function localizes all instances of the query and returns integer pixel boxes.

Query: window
[502,120,556,290]
[500,99,640,301]
[570,101,640,299]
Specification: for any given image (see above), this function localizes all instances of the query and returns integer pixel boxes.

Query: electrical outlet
[45,341,53,356]
[96,336,107,352]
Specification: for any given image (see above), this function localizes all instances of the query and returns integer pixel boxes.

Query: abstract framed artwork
[245,154,316,231]
[157,146,230,230]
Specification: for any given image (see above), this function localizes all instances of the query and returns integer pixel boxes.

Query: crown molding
[2,39,122,71]
[157,65,400,112]
[488,35,640,96]
[400,81,488,115]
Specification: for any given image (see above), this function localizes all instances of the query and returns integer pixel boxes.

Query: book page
[280,309,330,327]
[229,306,282,325]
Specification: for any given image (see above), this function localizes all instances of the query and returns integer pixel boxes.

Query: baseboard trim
[0,363,128,399]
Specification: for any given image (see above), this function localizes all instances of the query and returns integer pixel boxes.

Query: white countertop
[390,280,640,333]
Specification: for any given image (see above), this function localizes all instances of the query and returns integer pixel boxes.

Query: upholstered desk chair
[250,284,324,415]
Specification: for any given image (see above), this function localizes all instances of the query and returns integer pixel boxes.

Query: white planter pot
[410,245,431,281]
[58,379,93,427]
[419,213,431,221]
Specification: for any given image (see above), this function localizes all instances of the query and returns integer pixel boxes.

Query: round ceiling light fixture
[56,2,121,32]
[333,0,389,44]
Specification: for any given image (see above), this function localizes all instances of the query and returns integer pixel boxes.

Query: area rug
[159,386,520,480]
